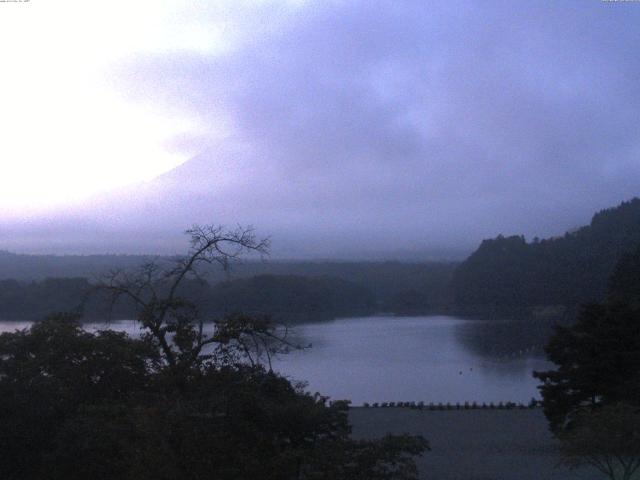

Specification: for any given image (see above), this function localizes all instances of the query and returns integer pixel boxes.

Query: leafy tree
[0,313,158,480]
[607,245,640,310]
[558,403,640,480]
[533,302,640,431]
[534,245,640,479]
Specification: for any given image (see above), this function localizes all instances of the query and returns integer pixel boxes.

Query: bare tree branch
[89,225,302,375]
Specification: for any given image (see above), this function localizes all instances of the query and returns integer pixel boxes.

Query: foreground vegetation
[0,315,427,480]
[535,245,640,479]
[0,226,427,480]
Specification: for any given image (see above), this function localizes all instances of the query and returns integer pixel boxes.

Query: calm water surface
[0,315,552,405]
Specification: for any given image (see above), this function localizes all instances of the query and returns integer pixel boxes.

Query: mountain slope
[452,198,640,307]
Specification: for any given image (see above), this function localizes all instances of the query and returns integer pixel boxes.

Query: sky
[1,1,639,257]
[0,0,207,212]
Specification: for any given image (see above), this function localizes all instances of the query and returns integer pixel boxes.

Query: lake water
[0,315,552,405]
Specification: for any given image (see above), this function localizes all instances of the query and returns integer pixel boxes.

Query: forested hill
[452,198,640,308]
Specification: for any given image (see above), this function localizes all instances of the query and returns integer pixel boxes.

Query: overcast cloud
[3,0,640,258]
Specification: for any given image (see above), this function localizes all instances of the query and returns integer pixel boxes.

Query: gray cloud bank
[3,0,640,258]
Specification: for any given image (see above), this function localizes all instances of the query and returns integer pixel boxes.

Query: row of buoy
[360,400,540,410]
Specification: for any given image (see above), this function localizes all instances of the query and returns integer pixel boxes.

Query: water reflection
[272,316,554,405]
[454,318,555,359]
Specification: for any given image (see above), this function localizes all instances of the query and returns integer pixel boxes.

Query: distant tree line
[0,266,456,321]
[0,274,377,322]
[452,198,640,309]
[0,278,97,320]
[207,274,375,321]
[0,250,456,314]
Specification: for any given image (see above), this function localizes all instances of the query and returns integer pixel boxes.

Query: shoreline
[354,400,540,409]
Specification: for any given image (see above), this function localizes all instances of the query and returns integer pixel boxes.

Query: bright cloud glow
[0,0,223,215]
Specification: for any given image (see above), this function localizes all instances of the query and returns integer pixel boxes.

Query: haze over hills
[2,197,639,321]
[0,150,463,259]
[1,147,636,259]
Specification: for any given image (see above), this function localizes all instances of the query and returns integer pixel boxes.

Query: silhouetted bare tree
[98,225,279,371]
